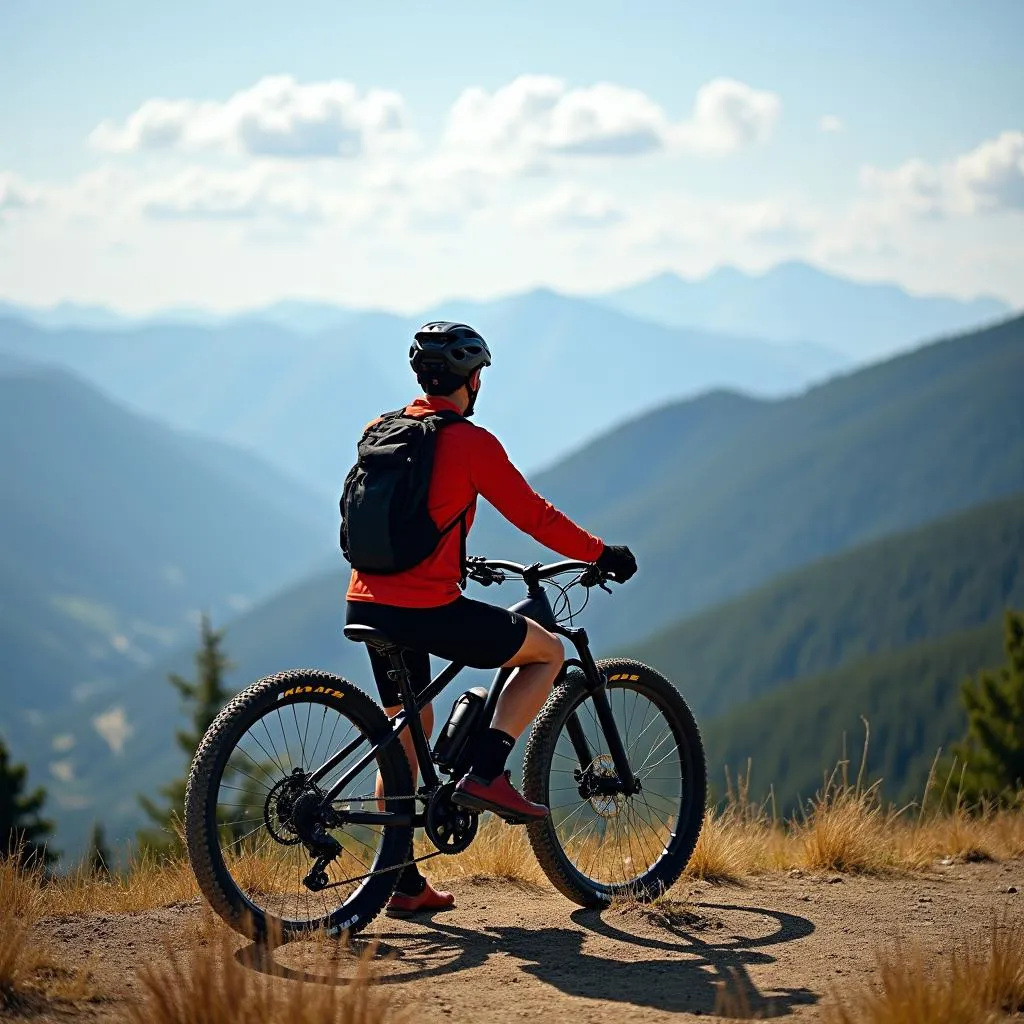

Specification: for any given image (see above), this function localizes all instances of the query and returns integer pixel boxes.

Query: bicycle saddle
[343,624,399,650]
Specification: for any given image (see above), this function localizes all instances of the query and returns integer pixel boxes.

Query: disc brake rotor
[585,754,625,819]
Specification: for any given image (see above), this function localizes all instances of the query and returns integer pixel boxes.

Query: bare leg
[376,704,434,806]
[491,619,564,738]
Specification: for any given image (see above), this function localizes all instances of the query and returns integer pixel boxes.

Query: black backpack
[339,408,467,575]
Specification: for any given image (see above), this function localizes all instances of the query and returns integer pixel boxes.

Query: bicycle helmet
[410,322,491,416]
[409,322,492,377]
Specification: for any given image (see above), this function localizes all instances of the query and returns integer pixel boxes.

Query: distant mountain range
[16,313,1022,857]
[2,262,1012,493]
[2,262,1010,357]
[0,360,330,725]
[0,292,846,493]
[598,261,1010,360]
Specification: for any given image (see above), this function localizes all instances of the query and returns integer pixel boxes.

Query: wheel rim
[210,695,393,929]
[547,682,692,891]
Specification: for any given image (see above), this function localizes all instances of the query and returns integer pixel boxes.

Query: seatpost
[386,649,438,789]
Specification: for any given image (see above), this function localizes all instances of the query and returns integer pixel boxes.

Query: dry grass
[424,817,546,887]
[0,856,97,1011]
[33,795,1024,923]
[17,750,1024,932]
[125,919,402,1024]
[823,912,1024,1024]
[40,846,198,915]
[679,746,1024,887]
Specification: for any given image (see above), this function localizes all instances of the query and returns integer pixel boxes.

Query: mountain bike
[184,557,707,940]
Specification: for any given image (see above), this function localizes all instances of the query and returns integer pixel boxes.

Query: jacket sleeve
[469,429,604,562]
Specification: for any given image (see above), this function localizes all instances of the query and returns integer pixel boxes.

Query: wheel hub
[577,754,625,818]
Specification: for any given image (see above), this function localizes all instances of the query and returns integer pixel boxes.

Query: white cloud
[91,75,411,160]
[442,75,780,171]
[517,186,624,229]
[953,130,1024,211]
[445,76,668,162]
[675,78,781,155]
[862,130,1024,218]
[138,165,334,223]
[820,114,844,133]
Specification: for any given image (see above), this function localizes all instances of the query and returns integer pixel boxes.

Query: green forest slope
[626,493,1024,720]
[0,364,328,720]
[476,313,1024,647]
[701,619,1008,808]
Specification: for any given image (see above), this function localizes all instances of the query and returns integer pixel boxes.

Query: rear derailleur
[264,769,341,892]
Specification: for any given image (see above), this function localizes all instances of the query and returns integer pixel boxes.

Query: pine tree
[0,737,56,866]
[952,610,1024,804]
[138,614,233,851]
[86,821,112,876]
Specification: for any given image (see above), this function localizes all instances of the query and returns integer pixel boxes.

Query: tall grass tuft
[0,856,42,1009]
[687,763,791,881]
[126,919,401,1024]
[0,854,95,1009]
[824,912,1024,1024]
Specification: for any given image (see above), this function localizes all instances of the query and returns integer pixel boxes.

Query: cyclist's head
[410,321,491,417]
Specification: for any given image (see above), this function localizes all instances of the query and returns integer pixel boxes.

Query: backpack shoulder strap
[425,409,465,428]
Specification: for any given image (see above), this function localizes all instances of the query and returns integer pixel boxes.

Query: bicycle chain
[314,791,443,891]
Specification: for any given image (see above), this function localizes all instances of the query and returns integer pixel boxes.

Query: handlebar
[465,556,619,588]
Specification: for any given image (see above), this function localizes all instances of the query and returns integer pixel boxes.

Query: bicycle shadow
[237,901,819,1018]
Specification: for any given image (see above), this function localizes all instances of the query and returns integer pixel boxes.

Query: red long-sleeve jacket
[347,395,605,608]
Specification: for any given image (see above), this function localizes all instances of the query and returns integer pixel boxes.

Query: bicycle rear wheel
[184,669,413,939]
[523,658,705,907]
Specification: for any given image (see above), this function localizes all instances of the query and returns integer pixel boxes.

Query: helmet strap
[464,379,480,418]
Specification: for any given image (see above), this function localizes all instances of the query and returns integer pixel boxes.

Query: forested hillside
[701,619,1009,808]
[0,363,328,721]
[626,493,1024,720]
[480,313,1024,647]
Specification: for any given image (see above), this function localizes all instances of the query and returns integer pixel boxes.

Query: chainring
[425,782,479,854]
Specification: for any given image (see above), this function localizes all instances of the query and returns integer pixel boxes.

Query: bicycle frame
[308,563,639,830]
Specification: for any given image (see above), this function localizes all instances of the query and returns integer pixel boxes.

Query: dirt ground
[12,858,1024,1023]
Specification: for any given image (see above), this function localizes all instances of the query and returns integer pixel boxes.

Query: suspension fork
[558,629,640,796]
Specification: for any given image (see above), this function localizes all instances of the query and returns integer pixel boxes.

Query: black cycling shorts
[345,597,530,707]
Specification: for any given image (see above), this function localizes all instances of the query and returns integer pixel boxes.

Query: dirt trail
[16,859,1024,1023]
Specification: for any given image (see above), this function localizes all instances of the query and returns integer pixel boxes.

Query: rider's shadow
[241,902,819,1018]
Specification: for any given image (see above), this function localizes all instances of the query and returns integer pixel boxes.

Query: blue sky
[1,0,1021,312]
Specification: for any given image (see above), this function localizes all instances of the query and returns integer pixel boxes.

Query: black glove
[596,544,637,583]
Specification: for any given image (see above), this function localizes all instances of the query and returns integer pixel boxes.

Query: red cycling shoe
[452,770,549,823]
[386,880,455,917]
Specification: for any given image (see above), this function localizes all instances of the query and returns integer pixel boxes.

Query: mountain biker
[344,321,637,915]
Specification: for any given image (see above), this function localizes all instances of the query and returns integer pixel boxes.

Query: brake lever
[580,565,615,593]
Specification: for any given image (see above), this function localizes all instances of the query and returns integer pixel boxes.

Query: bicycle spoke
[210,695,397,929]
[548,684,685,889]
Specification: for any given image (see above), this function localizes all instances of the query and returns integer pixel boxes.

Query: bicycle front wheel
[523,658,706,907]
